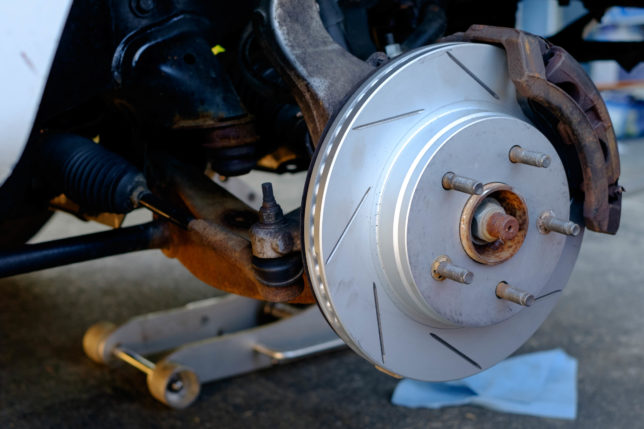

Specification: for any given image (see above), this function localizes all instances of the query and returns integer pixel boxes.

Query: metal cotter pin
[442,172,483,195]
[509,145,551,168]
[537,210,581,236]
[431,255,474,284]
[496,282,535,306]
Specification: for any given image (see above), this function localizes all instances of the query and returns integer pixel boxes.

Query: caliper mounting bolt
[496,282,535,306]
[431,255,474,284]
[537,210,581,236]
[509,145,551,168]
[442,172,483,195]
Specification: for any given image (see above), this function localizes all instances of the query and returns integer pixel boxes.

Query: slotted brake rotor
[303,42,583,380]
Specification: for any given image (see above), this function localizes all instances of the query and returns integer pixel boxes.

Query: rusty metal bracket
[147,152,314,303]
[254,0,375,145]
[442,25,621,234]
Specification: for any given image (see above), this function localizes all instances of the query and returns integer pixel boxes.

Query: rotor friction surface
[303,43,582,380]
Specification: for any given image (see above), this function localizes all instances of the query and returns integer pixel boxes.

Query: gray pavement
[2,140,644,428]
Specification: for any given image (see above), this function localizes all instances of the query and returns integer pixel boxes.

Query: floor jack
[82,295,344,408]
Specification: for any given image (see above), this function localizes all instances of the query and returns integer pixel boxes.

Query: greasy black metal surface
[0,222,166,279]
[38,0,254,126]
[341,3,378,59]
[251,253,303,287]
[254,0,375,145]
[116,14,249,129]
[40,134,146,214]
[31,0,262,178]
[318,0,350,50]
[231,26,312,171]
[181,119,262,176]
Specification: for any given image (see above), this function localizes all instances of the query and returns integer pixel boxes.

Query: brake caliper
[443,25,622,233]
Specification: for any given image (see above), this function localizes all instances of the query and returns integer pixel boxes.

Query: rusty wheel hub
[303,42,584,380]
[460,183,529,265]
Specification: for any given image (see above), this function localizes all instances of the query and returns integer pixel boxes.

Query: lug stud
[431,255,474,284]
[442,172,483,195]
[509,145,551,168]
[496,282,535,306]
[537,210,581,236]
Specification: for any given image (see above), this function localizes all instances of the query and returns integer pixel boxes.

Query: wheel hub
[303,43,583,380]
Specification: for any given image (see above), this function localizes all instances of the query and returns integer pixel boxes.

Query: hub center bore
[472,197,519,242]
[376,110,568,328]
[460,183,529,265]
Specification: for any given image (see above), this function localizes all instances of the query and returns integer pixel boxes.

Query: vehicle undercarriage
[1,0,641,408]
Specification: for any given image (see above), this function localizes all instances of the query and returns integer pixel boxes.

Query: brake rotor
[303,42,583,380]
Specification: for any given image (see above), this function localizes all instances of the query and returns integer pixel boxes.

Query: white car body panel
[0,1,72,185]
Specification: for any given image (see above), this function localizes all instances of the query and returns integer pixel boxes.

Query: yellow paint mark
[211,45,226,55]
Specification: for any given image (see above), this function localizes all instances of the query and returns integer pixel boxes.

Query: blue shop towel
[391,348,577,420]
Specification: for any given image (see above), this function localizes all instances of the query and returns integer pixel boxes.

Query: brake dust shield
[303,43,582,380]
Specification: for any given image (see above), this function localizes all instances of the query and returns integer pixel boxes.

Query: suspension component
[249,183,302,287]
[41,134,146,214]
[0,221,168,278]
[147,154,308,303]
[40,133,196,229]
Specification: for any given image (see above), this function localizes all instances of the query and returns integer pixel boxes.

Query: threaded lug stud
[509,145,551,168]
[431,255,474,284]
[537,210,581,236]
[496,282,535,306]
[442,172,483,195]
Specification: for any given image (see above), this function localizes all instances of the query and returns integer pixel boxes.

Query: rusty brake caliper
[256,1,621,234]
[443,25,622,233]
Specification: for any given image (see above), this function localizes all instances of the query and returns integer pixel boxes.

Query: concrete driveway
[2,140,644,428]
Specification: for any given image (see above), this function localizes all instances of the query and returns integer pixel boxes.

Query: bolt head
[131,0,155,15]
[462,271,474,284]
[540,155,551,168]
[523,294,536,307]
[568,223,581,236]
